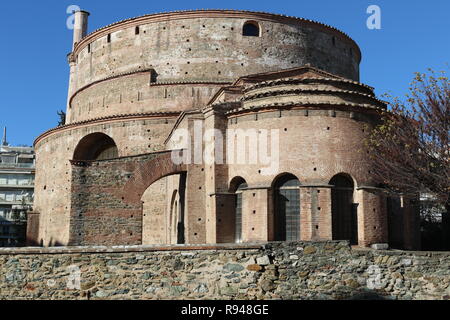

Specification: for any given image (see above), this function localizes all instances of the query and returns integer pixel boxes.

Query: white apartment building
[0,128,35,247]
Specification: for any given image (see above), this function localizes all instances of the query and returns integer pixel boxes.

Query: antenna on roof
[1,127,8,146]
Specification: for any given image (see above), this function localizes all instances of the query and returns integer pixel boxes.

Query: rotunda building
[28,10,419,249]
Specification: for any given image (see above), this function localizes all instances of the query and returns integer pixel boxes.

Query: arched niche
[73,132,118,160]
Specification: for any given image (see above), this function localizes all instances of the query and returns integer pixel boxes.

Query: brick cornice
[225,102,386,117]
[70,149,181,167]
[149,80,232,87]
[242,88,386,106]
[244,75,375,93]
[34,112,180,147]
[68,68,153,108]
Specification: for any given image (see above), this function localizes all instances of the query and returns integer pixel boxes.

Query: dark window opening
[150,69,158,84]
[135,26,140,35]
[107,34,111,43]
[243,22,260,37]
[330,174,358,245]
[274,174,300,241]
[73,133,118,161]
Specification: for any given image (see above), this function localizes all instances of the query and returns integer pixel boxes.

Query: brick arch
[328,172,357,189]
[271,172,301,189]
[121,151,187,204]
[69,150,187,246]
[229,176,248,193]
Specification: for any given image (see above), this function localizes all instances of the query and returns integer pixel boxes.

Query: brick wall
[33,116,177,246]
[69,151,186,246]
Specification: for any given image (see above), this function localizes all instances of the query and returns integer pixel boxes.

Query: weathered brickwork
[69,152,186,246]
[69,11,360,93]
[0,242,448,300]
[69,74,223,123]
[33,117,177,246]
[30,10,420,249]
[142,178,167,245]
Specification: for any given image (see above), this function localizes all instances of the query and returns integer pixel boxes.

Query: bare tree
[365,69,449,248]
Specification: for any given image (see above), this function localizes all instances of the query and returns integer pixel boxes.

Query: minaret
[72,10,90,50]
[67,9,90,124]
[1,127,7,146]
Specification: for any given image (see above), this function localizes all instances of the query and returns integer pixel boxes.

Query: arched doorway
[273,174,301,241]
[330,174,357,244]
[73,133,118,160]
[142,173,186,245]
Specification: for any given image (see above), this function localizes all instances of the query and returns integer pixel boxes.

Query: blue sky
[0,0,448,146]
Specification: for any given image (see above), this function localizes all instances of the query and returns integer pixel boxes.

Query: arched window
[234,180,247,243]
[330,174,357,244]
[73,133,118,160]
[273,174,300,241]
[243,21,260,37]
[222,177,248,244]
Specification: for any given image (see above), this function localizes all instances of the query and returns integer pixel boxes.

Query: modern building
[0,128,35,247]
[28,10,420,249]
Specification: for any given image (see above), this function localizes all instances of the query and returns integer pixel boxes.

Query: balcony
[0,200,33,206]
[0,182,35,189]
[0,234,22,239]
[0,163,35,169]
[0,212,27,223]
[0,219,27,225]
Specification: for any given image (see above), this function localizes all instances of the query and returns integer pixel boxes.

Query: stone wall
[0,241,448,300]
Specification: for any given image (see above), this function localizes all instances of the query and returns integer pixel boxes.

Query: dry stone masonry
[0,242,449,300]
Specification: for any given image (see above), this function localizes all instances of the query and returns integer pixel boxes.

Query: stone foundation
[0,241,448,300]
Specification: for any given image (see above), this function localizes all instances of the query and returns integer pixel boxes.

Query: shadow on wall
[420,200,449,251]
[347,290,387,300]
[421,220,448,251]
[46,237,64,247]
